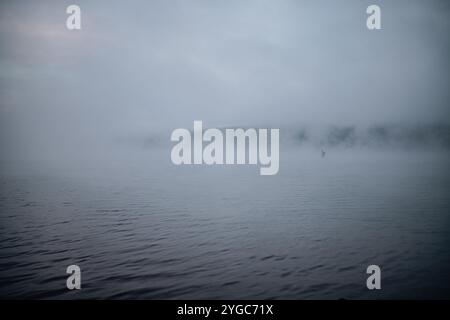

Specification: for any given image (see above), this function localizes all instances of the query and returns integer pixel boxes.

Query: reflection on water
[0,150,449,299]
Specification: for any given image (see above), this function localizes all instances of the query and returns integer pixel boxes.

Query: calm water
[1,150,449,299]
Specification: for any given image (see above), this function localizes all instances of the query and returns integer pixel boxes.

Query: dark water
[1,150,449,299]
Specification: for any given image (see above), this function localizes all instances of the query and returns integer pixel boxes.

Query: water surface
[1,150,449,299]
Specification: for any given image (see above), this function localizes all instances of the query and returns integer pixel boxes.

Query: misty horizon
[2,0,450,171]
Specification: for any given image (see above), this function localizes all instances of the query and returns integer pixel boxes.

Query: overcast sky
[1,0,449,165]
